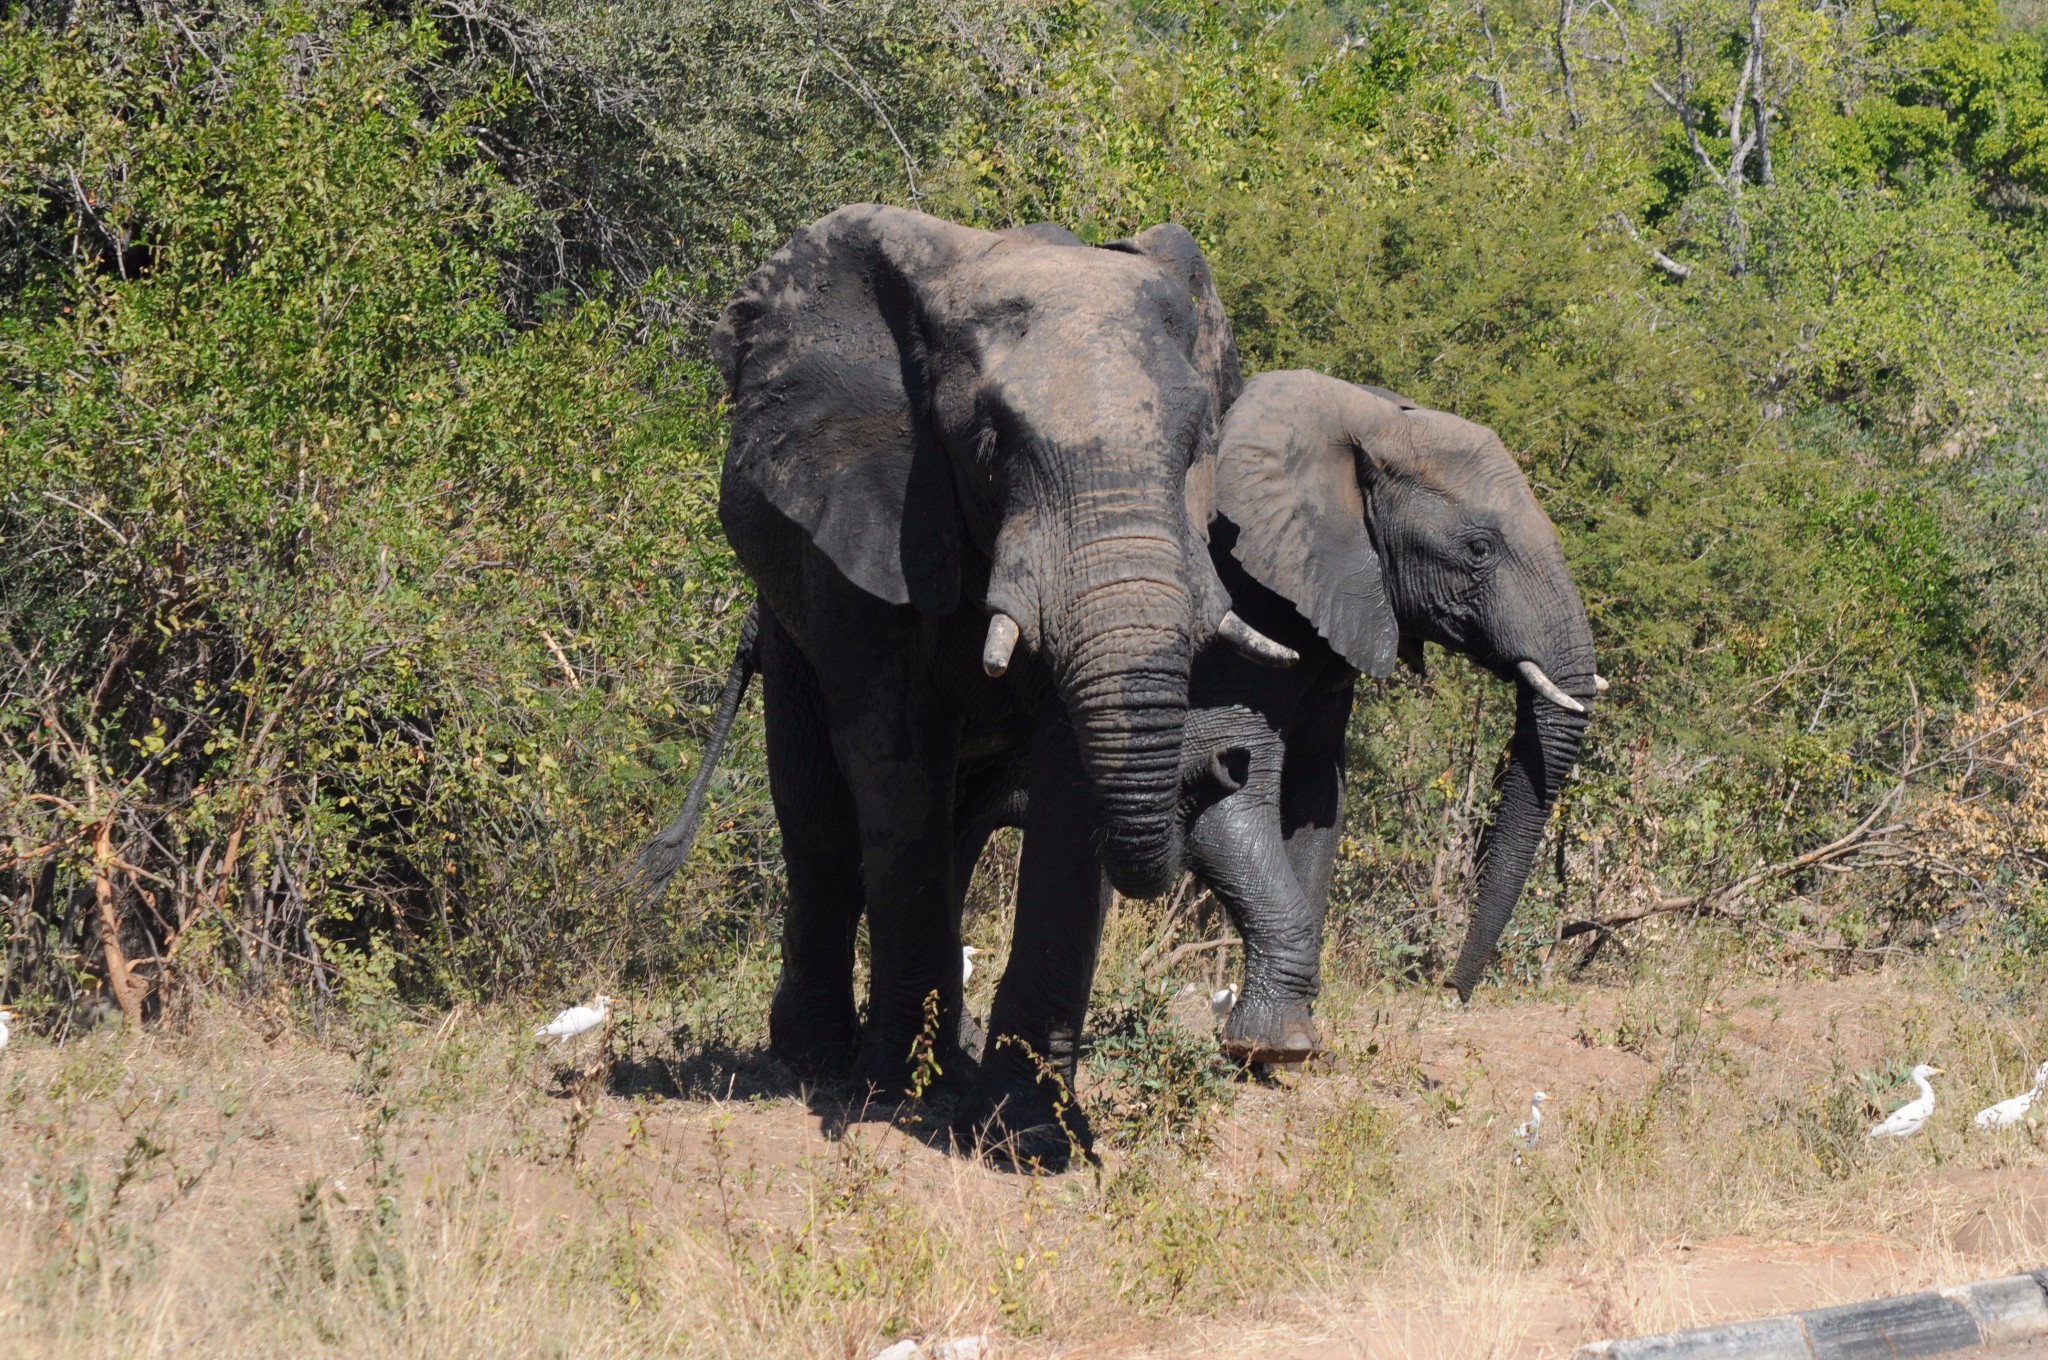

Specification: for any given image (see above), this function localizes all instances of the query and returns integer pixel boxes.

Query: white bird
[1514,1090,1550,1147]
[1868,1063,1944,1139]
[961,945,982,986]
[1209,984,1238,1018]
[0,1007,13,1053]
[1974,1060,2048,1130]
[534,994,613,1044]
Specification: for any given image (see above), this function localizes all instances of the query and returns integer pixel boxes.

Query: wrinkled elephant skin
[710,205,1274,1170]
[1194,370,1598,1059]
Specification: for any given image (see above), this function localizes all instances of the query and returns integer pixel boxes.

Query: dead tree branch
[1472,2,1512,116]
[1565,686,1925,942]
[1555,0,1583,131]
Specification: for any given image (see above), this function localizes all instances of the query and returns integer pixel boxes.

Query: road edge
[1572,1269,2048,1360]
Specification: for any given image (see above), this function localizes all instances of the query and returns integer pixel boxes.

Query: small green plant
[904,988,946,1104]
[1085,983,1234,1151]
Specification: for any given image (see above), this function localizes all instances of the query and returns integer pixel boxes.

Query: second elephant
[1187,370,1599,1060]
[966,369,1600,1064]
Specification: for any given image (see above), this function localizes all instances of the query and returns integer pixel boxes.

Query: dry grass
[4,935,2048,1359]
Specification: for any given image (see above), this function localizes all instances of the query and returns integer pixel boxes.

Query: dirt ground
[4,958,2047,1358]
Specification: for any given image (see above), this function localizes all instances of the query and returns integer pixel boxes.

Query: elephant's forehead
[1387,415,1561,541]
[947,246,1196,336]
[982,333,1210,449]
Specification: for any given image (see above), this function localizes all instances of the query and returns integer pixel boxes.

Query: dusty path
[3,962,2046,1358]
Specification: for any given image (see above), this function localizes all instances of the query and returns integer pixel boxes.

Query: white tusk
[1593,673,1610,694]
[982,613,1020,677]
[1219,611,1298,668]
[1515,660,1588,714]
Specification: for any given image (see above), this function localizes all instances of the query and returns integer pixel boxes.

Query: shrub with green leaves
[0,4,755,1010]
[936,0,2048,980]
[1086,983,1237,1150]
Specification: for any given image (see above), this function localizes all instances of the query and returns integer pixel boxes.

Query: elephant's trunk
[1047,531,1194,899]
[1445,570,1596,1000]
[1444,691,1589,1000]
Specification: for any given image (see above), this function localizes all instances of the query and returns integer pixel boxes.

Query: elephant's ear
[1359,383,1419,410]
[1214,371,1402,678]
[1103,223,1244,417]
[1001,221,1088,246]
[713,204,980,616]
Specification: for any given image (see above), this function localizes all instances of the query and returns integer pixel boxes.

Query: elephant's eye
[1462,533,1497,567]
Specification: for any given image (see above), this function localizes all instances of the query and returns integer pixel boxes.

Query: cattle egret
[535,994,612,1044]
[1514,1090,1550,1148]
[0,1007,12,1053]
[1869,1064,1943,1139]
[1209,984,1238,1018]
[962,945,982,986]
[1974,1060,2048,1130]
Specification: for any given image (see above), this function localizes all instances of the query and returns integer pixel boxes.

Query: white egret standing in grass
[535,994,612,1045]
[1868,1064,1943,1139]
[1209,984,1238,1018]
[0,1007,12,1053]
[1511,1090,1549,1167]
[961,946,981,987]
[1973,1061,2048,1130]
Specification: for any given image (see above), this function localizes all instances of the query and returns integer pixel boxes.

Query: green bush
[0,4,757,1010]
[7,0,2048,1019]
[1086,983,1237,1150]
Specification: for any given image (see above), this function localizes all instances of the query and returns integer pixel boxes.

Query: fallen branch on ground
[1563,687,1925,945]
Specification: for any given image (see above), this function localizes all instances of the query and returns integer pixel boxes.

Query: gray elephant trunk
[1049,535,1194,899]
[1445,667,1592,1001]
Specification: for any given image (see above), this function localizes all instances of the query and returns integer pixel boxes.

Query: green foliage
[419,0,1039,311]
[0,3,759,1007]
[6,0,2048,1018]
[1085,982,1236,1150]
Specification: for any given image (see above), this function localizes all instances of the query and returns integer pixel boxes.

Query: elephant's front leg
[1185,709,1324,1065]
[819,671,965,1097]
[1262,674,1355,1039]
[956,709,1108,1171]
[760,613,865,1081]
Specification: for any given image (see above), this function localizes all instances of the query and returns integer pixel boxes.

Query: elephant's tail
[624,602,761,907]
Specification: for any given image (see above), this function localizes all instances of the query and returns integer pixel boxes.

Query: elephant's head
[713,205,1292,896]
[1213,370,1599,999]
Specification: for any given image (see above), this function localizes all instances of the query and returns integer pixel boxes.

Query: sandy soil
[3,966,2045,1358]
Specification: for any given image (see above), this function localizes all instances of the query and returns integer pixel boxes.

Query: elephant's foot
[952,1040,1094,1173]
[768,982,860,1082]
[849,1015,976,1101]
[1220,995,1321,1065]
[958,1010,988,1064]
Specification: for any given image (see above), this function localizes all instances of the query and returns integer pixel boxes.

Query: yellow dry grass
[3,938,2047,1359]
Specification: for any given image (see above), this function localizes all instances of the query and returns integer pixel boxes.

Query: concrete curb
[1573,1270,2048,1360]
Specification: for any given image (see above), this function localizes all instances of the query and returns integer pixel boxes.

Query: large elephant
[643,205,1295,1167]
[1180,369,1600,1061]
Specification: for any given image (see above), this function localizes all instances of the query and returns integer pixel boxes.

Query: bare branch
[790,0,921,201]
[1555,0,1583,131]
[1472,2,1512,116]
[1649,64,1727,187]
[1614,212,1693,279]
